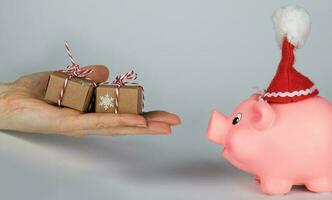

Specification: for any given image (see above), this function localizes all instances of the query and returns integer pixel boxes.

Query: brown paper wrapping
[95,85,143,114]
[44,71,95,112]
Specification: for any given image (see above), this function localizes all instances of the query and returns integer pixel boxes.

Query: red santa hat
[263,5,319,103]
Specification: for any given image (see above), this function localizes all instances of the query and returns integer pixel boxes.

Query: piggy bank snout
[207,110,228,144]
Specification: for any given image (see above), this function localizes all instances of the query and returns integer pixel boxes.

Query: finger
[62,121,172,136]
[14,72,52,92]
[81,65,109,83]
[143,111,181,125]
[59,113,147,132]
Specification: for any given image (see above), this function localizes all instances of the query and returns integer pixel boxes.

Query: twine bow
[111,70,144,114]
[57,41,96,106]
[252,86,266,101]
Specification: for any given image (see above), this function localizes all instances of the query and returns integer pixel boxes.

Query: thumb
[81,65,110,83]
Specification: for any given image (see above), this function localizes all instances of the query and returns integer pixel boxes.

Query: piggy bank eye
[232,113,242,125]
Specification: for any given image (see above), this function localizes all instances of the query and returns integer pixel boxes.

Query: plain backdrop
[0,0,331,199]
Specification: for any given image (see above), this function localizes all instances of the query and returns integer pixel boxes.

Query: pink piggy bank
[207,5,332,195]
[207,95,332,194]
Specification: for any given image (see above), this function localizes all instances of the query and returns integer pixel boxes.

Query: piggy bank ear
[249,93,261,100]
[251,101,275,130]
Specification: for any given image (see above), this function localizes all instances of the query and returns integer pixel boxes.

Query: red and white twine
[57,41,95,106]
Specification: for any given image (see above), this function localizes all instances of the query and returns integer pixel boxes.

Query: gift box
[95,70,144,114]
[44,71,95,112]
[95,85,143,114]
[44,42,97,112]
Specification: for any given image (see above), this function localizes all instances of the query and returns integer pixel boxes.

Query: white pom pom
[272,5,311,48]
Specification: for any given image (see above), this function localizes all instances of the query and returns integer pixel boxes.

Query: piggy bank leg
[305,177,332,193]
[260,178,292,195]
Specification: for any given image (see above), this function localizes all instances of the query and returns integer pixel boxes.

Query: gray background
[0,0,331,199]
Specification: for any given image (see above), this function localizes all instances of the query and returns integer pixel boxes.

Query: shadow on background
[2,131,329,198]
[3,131,247,180]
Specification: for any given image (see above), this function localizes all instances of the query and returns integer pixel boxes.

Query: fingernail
[161,131,171,135]
[159,128,172,135]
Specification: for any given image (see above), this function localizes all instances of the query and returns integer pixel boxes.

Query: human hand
[0,65,180,136]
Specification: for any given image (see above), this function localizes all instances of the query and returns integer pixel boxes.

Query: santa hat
[263,5,319,103]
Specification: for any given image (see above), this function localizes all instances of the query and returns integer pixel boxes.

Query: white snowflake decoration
[99,93,115,110]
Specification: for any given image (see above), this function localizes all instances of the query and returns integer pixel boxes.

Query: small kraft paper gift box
[44,71,95,112]
[95,70,144,114]
[44,42,96,112]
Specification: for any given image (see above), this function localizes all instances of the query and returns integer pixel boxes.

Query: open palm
[0,65,180,136]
